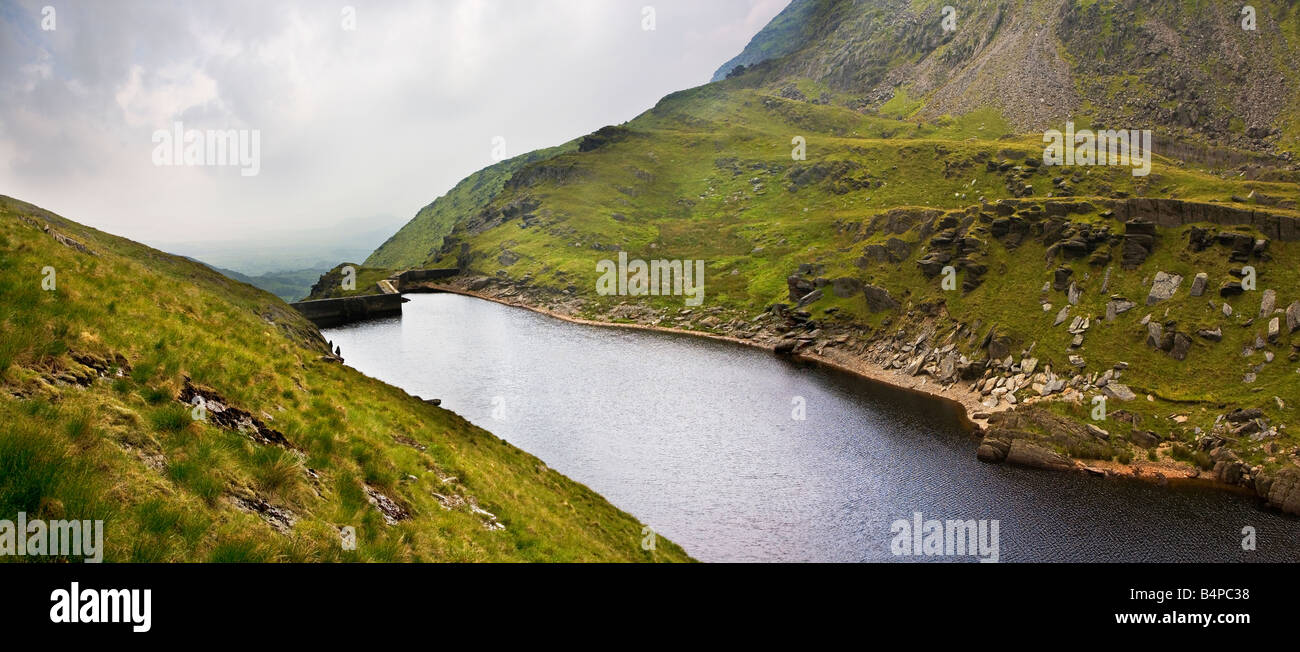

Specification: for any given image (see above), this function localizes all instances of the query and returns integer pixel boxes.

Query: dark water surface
[324,293,1300,562]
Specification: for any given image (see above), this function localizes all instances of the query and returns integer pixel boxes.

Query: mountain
[356,0,1300,514]
[0,195,690,561]
[714,0,1300,152]
[365,144,575,269]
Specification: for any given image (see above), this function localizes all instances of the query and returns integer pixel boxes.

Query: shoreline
[414,282,1245,495]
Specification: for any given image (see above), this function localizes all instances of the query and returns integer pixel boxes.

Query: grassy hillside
[366,144,577,270]
[361,78,1300,506]
[0,195,690,562]
[302,263,397,300]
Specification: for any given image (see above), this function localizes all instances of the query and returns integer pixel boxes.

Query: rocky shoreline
[414,276,1300,517]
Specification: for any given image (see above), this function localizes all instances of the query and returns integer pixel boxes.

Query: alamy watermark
[1,512,103,562]
[596,252,705,306]
[50,582,151,633]
[890,512,999,562]
[152,121,261,176]
[1043,122,1151,177]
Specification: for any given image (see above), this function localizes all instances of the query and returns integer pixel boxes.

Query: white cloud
[0,0,789,253]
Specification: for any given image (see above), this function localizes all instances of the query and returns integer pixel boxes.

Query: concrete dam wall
[290,293,404,328]
[290,268,460,327]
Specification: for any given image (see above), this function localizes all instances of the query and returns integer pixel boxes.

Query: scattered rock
[1146,271,1183,305]
[1260,289,1277,319]
[1103,383,1137,401]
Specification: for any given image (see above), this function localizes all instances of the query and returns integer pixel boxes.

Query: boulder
[1086,424,1110,440]
[1267,317,1280,344]
[830,277,863,298]
[1260,289,1277,319]
[1005,440,1074,470]
[1103,383,1137,401]
[976,436,1011,463]
[1145,321,1164,349]
[1170,332,1192,361]
[1264,466,1300,516]
[1189,272,1208,297]
[1197,327,1222,342]
[787,275,816,301]
[1129,430,1160,448]
[1067,282,1082,305]
[1146,271,1183,305]
[1287,301,1300,334]
[862,284,899,312]
[1052,267,1073,291]
[1105,298,1135,321]
[1054,306,1070,327]
[796,289,823,307]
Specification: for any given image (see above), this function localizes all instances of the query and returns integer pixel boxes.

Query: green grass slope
[302,263,396,300]
[366,143,576,270]
[0,195,690,562]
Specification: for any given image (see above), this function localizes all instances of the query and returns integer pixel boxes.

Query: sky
[0,0,787,253]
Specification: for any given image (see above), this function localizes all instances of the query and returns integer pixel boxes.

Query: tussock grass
[0,195,689,562]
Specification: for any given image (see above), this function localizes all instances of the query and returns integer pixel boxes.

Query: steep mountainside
[718,0,1300,152]
[366,143,576,269]
[359,0,1300,514]
[0,196,689,562]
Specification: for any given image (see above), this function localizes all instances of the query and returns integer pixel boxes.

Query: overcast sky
[0,0,786,248]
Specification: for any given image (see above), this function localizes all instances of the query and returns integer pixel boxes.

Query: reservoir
[324,293,1300,562]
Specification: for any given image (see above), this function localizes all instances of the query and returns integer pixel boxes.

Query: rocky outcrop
[1005,440,1075,470]
[862,284,899,312]
[1121,221,1156,269]
[1263,467,1300,516]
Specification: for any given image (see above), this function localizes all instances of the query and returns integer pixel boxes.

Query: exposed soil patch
[433,491,505,531]
[391,434,427,452]
[228,494,297,534]
[178,381,293,448]
[364,485,411,525]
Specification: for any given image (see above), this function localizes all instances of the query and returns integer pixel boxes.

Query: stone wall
[395,268,458,290]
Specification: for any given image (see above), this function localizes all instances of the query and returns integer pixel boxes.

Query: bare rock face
[862,284,899,312]
[1264,466,1300,516]
[976,435,1011,463]
[831,277,863,298]
[1005,440,1074,470]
